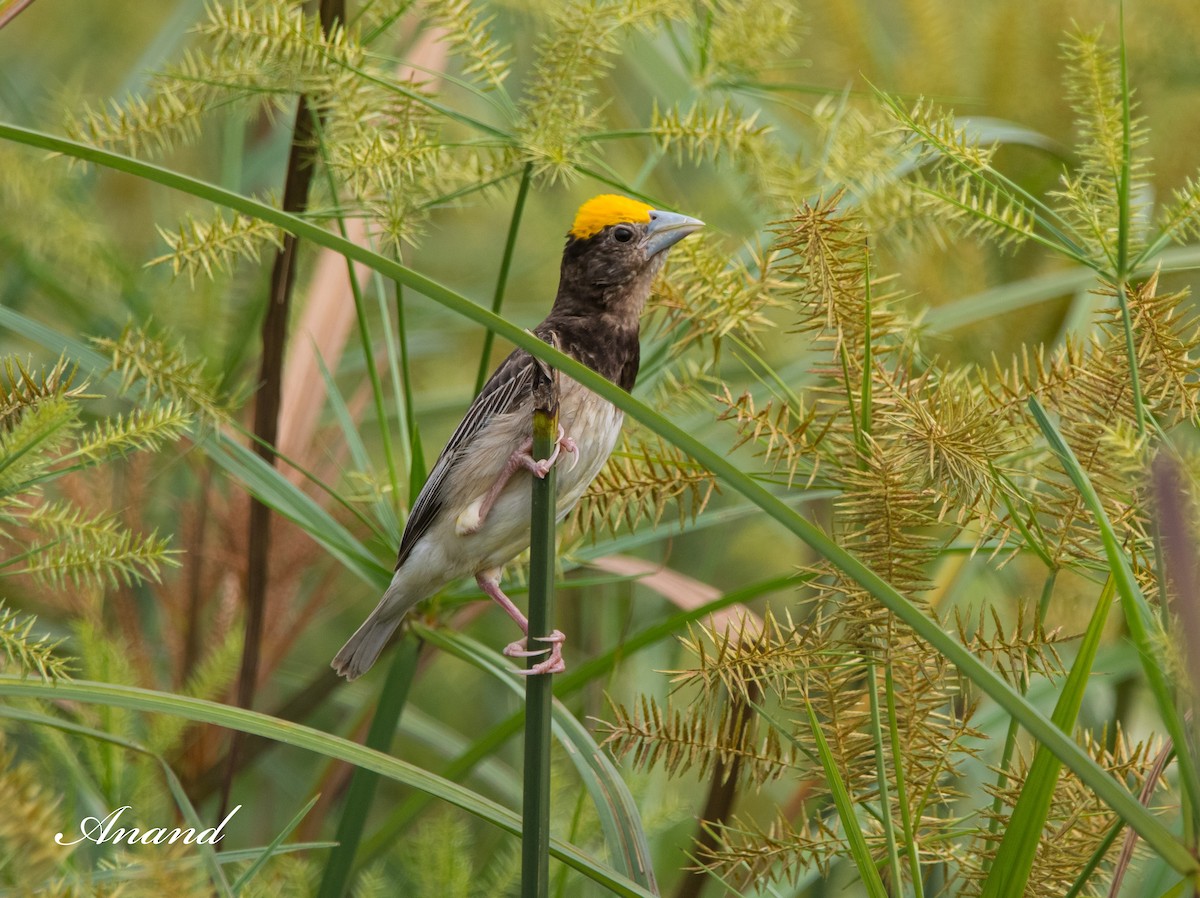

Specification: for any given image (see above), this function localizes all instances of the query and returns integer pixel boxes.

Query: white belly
[405,377,623,586]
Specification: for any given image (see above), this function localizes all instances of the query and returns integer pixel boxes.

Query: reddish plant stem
[220,0,345,818]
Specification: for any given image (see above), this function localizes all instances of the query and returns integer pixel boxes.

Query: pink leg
[475,569,565,675]
[456,426,578,536]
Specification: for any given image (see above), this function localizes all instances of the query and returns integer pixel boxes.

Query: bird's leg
[475,568,565,675]
[456,425,578,535]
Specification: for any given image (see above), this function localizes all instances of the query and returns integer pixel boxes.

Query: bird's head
[555,194,704,317]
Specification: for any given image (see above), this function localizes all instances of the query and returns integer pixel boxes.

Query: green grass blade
[1062,817,1125,898]
[884,661,924,898]
[317,639,420,898]
[231,793,321,892]
[1028,396,1200,831]
[980,575,1116,898]
[926,245,1200,334]
[0,676,658,898]
[864,657,901,893]
[311,112,403,507]
[807,701,888,898]
[758,700,887,898]
[393,279,427,497]
[477,163,532,395]
[205,431,389,588]
[313,349,400,538]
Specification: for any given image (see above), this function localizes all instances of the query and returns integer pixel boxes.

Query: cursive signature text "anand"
[55,805,241,846]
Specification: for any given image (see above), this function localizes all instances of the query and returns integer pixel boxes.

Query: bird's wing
[394,339,555,569]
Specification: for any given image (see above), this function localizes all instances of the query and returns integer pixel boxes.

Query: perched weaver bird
[332,195,703,679]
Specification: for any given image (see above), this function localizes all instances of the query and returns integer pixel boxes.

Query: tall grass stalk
[477,163,533,395]
[522,397,560,898]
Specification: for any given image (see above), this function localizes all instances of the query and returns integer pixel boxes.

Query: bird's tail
[331,577,421,680]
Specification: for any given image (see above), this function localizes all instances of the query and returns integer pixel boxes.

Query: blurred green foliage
[3,1,1200,896]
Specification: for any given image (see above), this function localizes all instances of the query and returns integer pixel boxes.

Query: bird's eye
[613,226,634,243]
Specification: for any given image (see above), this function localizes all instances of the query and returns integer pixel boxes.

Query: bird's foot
[456,428,577,536]
[505,629,566,676]
[525,426,578,478]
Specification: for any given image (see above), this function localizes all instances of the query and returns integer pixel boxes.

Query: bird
[332,194,704,680]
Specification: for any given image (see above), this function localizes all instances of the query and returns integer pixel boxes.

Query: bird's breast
[555,379,624,506]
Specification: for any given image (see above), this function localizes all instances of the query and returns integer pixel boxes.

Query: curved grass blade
[754,700,887,898]
[205,430,389,588]
[1029,396,1200,831]
[0,705,233,898]
[980,575,1116,898]
[0,676,657,898]
[232,793,321,892]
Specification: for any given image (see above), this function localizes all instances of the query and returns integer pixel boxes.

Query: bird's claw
[560,431,579,473]
[529,426,577,478]
[505,630,566,675]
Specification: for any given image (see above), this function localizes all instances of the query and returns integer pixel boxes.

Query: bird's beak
[644,209,704,256]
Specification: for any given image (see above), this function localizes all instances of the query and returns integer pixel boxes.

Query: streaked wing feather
[394,348,540,568]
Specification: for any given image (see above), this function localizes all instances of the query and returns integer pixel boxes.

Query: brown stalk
[589,554,764,637]
[1153,452,1200,703]
[220,0,345,819]
[1106,737,1173,897]
[181,460,214,680]
[676,686,759,898]
[0,0,37,31]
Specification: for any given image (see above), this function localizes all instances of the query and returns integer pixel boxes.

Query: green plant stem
[860,241,873,447]
[1114,7,1147,437]
[985,570,1058,847]
[394,277,426,494]
[5,125,1190,875]
[477,163,532,395]
[865,654,902,893]
[980,573,1115,898]
[885,661,923,898]
[1114,282,1146,436]
[797,701,888,898]
[523,400,559,898]
[317,638,420,898]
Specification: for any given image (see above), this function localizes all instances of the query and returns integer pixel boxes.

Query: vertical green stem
[394,279,426,493]
[865,654,902,893]
[1115,4,1147,438]
[522,399,559,898]
[860,240,873,448]
[885,661,924,898]
[477,164,533,395]
[310,112,401,506]
[317,639,421,898]
[985,570,1057,846]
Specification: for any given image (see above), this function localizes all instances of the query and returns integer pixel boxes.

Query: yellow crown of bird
[569,194,654,239]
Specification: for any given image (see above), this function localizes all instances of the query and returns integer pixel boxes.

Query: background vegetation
[2,0,1200,896]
